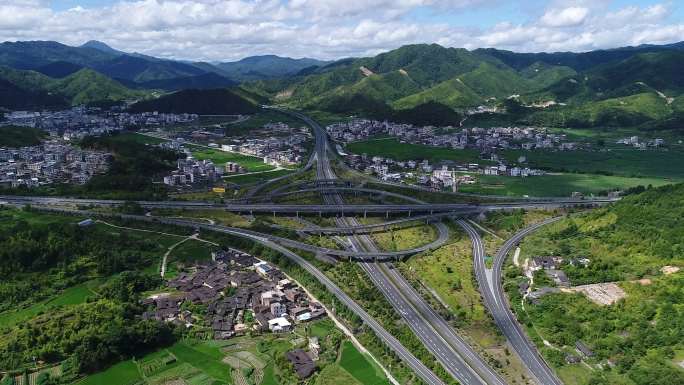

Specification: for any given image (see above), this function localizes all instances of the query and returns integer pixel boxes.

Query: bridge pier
[386,211,389,219]
[408,210,411,217]
[273,211,276,218]
[364,211,367,218]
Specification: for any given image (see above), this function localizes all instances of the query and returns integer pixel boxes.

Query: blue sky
[2,1,683,61]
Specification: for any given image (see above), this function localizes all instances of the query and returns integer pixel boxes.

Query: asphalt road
[305,110,507,385]
[458,218,564,385]
[290,107,451,385]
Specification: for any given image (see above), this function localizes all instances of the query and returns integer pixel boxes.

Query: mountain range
[0,40,328,91]
[1,39,683,129]
[244,42,684,129]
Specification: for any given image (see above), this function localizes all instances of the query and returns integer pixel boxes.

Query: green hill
[216,55,328,82]
[509,183,684,385]
[0,126,46,147]
[520,62,577,89]
[49,69,144,105]
[128,88,258,114]
[392,76,482,109]
[528,92,674,128]
[244,43,684,130]
[586,51,684,96]
[0,66,144,108]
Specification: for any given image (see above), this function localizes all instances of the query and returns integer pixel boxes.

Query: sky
[1,0,684,62]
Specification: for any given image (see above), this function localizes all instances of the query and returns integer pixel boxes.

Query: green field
[74,340,234,385]
[346,138,491,165]
[457,173,671,197]
[338,341,390,385]
[76,360,141,385]
[189,145,275,172]
[503,148,684,179]
[168,341,232,383]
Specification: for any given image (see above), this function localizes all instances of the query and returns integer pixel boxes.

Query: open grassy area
[189,145,275,173]
[369,222,437,251]
[346,138,492,165]
[168,239,217,265]
[457,173,671,197]
[401,229,488,325]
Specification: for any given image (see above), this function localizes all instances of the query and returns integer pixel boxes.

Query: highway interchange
[3,108,616,385]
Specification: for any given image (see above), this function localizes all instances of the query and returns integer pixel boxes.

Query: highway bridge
[4,107,615,385]
[0,195,614,215]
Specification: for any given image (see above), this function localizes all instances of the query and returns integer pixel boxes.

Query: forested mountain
[131,72,237,91]
[0,66,145,107]
[0,40,233,89]
[128,88,258,114]
[0,40,328,90]
[3,39,684,130]
[216,55,329,82]
[245,42,684,130]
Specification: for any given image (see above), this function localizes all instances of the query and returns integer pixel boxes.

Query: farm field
[457,173,671,197]
[70,316,365,385]
[74,341,233,385]
[189,145,275,173]
[346,138,491,165]
[76,360,141,385]
[338,341,390,385]
[502,148,684,179]
[119,132,169,145]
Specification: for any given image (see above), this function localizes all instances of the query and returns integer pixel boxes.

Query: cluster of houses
[4,107,198,140]
[521,255,590,303]
[162,157,224,187]
[615,136,665,149]
[142,249,326,340]
[326,119,580,154]
[0,139,111,188]
[217,132,308,167]
[344,154,545,191]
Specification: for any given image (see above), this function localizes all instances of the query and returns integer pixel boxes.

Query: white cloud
[540,6,589,27]
[0,0,681,61]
